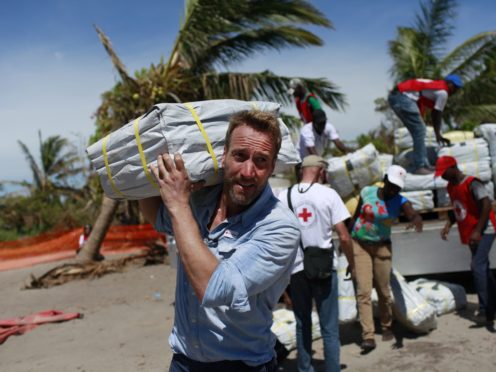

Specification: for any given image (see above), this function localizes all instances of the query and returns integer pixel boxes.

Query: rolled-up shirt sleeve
[202,218,300,312]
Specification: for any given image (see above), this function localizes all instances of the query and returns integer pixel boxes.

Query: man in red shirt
[388,75,463,175]
[289,79,322,124]
[435,156,496,328]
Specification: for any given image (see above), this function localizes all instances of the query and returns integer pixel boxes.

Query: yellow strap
[102,135,126,198]
[184,102,219,175]
[133,117,158,189]
[250,102,259,110]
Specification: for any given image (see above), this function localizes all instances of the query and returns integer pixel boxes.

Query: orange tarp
[0,224,162,261]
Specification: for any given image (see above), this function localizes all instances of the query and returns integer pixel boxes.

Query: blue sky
[1,0,495,187]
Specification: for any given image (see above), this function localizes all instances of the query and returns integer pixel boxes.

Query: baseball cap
[434,156,457,177]
[386,165,407,189]
[445,74,463,88]
[301,155,328,169]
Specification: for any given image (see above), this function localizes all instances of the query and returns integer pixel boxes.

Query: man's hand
[468,230,482,248]
[440,222,452,240]
[405,215,423,233]
[346,264,356,281]
[150,153,192,214]
[436,135,451,147]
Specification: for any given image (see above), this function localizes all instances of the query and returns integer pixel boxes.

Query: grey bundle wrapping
[86,100,300,200]
[325,144,381,199]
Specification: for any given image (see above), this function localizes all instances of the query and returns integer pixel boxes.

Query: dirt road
[1,258,495,371]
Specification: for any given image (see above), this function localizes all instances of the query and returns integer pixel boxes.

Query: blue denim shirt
[155,183,300,365]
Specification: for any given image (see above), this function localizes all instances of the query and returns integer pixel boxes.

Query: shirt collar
[228,183,275,226]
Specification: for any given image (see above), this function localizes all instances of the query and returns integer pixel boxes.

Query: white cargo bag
[337,254,358,324]
[404,173,447,191]
[326,144,381,199]
[438,138,490,164]
[271,309,321,351]
[394,127,437,152]
[410,278,467,315]
[401,190,434,211]
[390,270,437,333]
[87,100,300,200]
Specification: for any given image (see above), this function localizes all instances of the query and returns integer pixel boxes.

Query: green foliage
[387,0,496,125]
[92,0,346,141]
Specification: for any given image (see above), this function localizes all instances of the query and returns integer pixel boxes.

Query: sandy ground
[1,257,496,372]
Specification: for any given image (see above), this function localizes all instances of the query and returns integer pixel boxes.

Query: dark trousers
[169,353,277,372]
[470,233,496,321]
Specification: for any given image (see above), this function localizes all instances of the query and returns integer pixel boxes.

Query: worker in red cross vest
[435,156,496,328]
[388,74,463,175]
[288,78,322,124]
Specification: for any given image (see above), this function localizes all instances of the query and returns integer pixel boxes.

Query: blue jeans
[470,233,496,321]
[169,353,277,372]
[290,270,339,372]
[388,92,429,170]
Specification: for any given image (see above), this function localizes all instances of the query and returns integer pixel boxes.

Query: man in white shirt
[278,155,355,372]
[297,109,350,159]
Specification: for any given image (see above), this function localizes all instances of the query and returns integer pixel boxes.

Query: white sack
[438,138,490,164]
[401,190,434,211]
[394,127,437,152]
[474,124,496,158]
[326,144,381,199]
[390,269,438,333]
[410,278,467,315]
[271,309,321,351]
[378,153,394,175]
[87,100,300,200]
[337,254,358,324]
[404,173,448,191]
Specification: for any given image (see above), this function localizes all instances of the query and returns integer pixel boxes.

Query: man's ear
[221,146,226,166]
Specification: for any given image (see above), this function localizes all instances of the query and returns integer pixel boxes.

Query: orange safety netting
[0,225,163,261]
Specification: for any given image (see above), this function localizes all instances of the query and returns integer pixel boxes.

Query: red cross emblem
[298,208,313,222]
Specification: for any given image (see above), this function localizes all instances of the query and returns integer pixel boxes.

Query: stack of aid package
[393,126,492,211]
[86,100,301,200]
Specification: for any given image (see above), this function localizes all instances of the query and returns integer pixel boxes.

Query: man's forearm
[474,198,492,235]
[431,109,443,138]
[169,207,219,302]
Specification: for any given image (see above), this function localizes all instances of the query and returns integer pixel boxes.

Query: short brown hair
[225,110,282,157]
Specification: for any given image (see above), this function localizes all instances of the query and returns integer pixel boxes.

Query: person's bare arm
[306,146,318,155]
[347,197,362,232]
[334,221,355,279]
[469,197,492,247]
[431,109,450,146]
[402,201,423,232]
[150,153,218,302]
[333,138,351,154]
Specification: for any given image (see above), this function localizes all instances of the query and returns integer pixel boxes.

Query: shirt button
[191,318,197,323]
[194,344,199,349]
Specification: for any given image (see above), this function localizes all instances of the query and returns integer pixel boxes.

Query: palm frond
[17,140,43,189]
[438,31,496,78]
[201,71,346,111]
[94,25,138,88]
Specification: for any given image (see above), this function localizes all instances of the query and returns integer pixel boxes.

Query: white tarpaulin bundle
[394,126,438,152]
[378,153,393,175]
[410,278,467,316]
[404,173,448,191]
[389,270,437,333]
[87,100,300,200]
[326,144,381,199]
[337,254,358,324]
[438,138,490,164]
[271,309,321,351]
[401,190,434,211]
[474,124,496,189]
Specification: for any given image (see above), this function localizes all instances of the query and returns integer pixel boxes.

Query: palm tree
[79,0,346,261]
[388,0,496,125]
[16,131,82,196]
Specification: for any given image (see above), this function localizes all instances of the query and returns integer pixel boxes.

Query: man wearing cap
[349,165,422,351]
[435,155,496,327]
[289,78,322,124]
[297,109,351,160]
[388,74,463,175]
[278,155,355,372]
